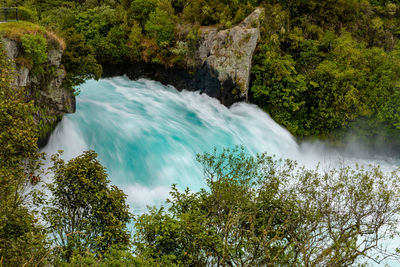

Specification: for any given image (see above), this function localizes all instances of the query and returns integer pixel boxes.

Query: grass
[0,21,65,50]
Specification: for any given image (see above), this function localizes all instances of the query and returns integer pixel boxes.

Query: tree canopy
[134,147,400,266]
[43,151,132,262]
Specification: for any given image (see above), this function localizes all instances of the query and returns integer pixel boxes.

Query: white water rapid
[42,76,400,266]
[43,76,399,210]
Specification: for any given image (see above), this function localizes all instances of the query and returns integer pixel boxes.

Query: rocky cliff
[1,34,75,146]
[106,8,264,106]
[195,8,263,104]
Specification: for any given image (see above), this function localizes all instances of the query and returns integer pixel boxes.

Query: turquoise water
[43,77,301,210]
[42,76,400,265]
[43,76,399,211]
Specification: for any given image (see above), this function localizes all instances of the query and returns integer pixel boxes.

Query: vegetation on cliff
[0,21,64,49]
[0,42,48,266]
[0,48,132,264]
[2,0,400,143]
[0,22,71,145]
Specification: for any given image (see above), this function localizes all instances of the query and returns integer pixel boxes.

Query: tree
[251,41,308,136]
[21,33,48,75]
[0,40,48,266]
[134,147,400,266]
[127,21,143,62]
[61,28,102,90]
[145,7,176,48]
[130,0,158,27]
[43,151,132,261]
[97,25,130,65]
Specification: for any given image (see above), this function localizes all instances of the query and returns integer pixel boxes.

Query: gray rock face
[1,36,75,115]
[3,38,19,59]
[195,8,263,104]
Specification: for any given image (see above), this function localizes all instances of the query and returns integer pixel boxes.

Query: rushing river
[42,76,400,266]
[43,76,400,210]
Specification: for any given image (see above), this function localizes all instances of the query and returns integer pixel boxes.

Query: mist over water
[43,76,400,212]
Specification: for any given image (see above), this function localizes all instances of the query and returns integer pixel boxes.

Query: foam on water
[43,76,399,209]
[43,77,300,209]
[42,76,400,266]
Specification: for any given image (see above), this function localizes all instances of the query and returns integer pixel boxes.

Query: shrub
[97,25,129,64]
[17,6,39,23]
[130,0,158,26]
[0,40,48,267]
[20,33,48,74]
[43,151,132,261]
[127,21,143,62]
[61,28,102,90]
[145,8,175,48]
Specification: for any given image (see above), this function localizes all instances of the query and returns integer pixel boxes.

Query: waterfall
[43,76,399,212]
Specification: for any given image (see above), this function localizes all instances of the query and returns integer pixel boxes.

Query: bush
[17,6,39,23]
[20,33,48,74]
[135,147,400,266]
[145,8,175,48]
[127,21,143,62]
[0,41,48,266]
[130,0,158,26]
[61,28,102,90]
[97,25,129,64]
[43,151,132,261]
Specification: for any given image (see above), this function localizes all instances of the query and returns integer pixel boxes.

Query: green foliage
[39,4,77,31]
[251,1,400,141]
[130,0,158,27]
[251,41,308,135]
[97,25,130,65]
[0,41,48,266]
[17,6,39,23]
[43,151,132,261]
[127,21,143,62]
[50,247,148,266]
[38,114,61,142]
[61,28,102,90]
[23,0,67,15]
[144,7,176,48]
[20,33,48,74]
[0,21,65,49]
[135,147,400,266]
[69,6,119,53]
[182,0,258,26]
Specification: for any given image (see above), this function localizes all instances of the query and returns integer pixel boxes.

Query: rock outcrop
[1,36,75,146]
[195,8,263,104]
[109,8,264,106]
[2,37,75,114]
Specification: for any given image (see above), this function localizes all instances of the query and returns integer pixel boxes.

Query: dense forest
[2,0,400,266]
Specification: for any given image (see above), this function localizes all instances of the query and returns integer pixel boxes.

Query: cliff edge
[0,22,75,146]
